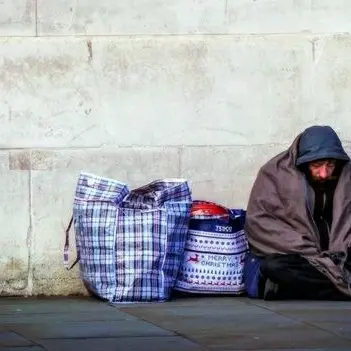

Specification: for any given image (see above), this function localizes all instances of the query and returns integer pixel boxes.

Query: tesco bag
[174,201,249,294]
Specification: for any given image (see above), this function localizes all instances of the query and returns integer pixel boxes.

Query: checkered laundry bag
[64,172,192,303]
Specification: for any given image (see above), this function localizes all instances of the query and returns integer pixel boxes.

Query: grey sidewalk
[0,296,350,351]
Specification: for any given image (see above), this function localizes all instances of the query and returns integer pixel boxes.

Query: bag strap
[64,216,80,270]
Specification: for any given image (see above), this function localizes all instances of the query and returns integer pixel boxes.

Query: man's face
[308,159,336,182]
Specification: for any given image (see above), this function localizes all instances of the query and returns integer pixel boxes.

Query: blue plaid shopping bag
[64,172,192,303]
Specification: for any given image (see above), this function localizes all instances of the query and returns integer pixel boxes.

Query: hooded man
[244,125,351,300]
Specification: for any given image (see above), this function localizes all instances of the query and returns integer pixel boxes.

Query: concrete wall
[1,0,351,296]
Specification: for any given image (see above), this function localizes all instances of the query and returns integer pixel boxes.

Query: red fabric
[191,201,228,216]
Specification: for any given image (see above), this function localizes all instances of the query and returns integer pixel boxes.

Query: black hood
[296,125,350,166]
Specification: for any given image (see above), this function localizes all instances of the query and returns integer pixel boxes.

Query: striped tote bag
[64,172,192,303]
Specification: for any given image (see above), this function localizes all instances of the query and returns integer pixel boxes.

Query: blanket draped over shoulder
[245,134,351,296]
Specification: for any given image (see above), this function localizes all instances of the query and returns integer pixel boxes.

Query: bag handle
[64,216,80,270]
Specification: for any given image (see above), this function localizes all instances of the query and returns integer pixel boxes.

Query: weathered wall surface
[1,1,351,295]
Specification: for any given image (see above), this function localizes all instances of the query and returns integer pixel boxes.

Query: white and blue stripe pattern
[72,172,192,303]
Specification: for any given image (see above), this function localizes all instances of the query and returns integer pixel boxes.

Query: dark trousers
[260,254,349,300]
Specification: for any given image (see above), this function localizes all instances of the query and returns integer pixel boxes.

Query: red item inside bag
[190,201,228,216]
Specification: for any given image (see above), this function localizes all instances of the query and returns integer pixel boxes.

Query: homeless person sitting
[244,125,351,300]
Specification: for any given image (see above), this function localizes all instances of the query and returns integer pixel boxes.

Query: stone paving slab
[311,323,351,340]
[248,299,351,343]
[275,309,351,323]
[120,298,351,350]
[0,329,35,348]
[38,336,207,351]
[0,311,138,324]
[0,348,44,351]
[0,297,350,351]
[9,320,174,340]
[187,328,351,350]
[251,300,351,311]
[0,297,115,315]
[244,349,351,351]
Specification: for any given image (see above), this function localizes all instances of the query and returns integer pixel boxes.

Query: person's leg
[260,254,347,300]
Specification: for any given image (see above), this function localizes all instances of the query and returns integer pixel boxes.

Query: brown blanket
[245,134,351,296]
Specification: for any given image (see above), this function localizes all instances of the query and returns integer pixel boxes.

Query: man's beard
[309,175,338,186]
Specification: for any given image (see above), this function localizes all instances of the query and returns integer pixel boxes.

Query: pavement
[0,296,350,351]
